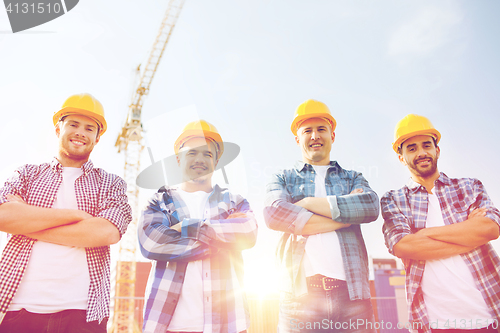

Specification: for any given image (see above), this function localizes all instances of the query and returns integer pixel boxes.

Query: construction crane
[111,0,186,331]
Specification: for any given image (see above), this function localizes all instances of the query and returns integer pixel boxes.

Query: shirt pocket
[326,174,352,196]
[217,201,237,218]
[289,183,314,203]
[160,201,180,226]
[449,191,476,222]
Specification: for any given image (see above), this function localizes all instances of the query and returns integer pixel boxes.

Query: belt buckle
[322,277,335,291]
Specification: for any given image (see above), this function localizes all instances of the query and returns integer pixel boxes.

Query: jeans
[0,309,107,333]
[279,285,376,333]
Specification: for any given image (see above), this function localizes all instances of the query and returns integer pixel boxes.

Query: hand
[170,223,182,232]
[7,194,27,204]
[294,197,309,209]
[227,212,248,219]
[76,210,93,221]
[468,207,487,219]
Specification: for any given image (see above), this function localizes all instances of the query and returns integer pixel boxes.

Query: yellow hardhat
[174,120,224,158]
[393,114,441,153]
[291,99,337,135]
[53,93,107,135]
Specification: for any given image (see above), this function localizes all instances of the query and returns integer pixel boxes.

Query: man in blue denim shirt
[264,99,379,333]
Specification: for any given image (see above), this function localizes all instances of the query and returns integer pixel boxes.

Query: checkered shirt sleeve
[138,190,215,262]
[381,173,500,333]
[381,188,413,255]
[139,186,257,262]
[139,185,256,333]
[263,171,313,235]
[0,159,132,324]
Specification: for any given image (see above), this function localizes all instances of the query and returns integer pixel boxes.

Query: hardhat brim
[53,107,107,135]
[137,141,240,189]
[392,129,441,153]
[174,129,224,155]
[291,113,337,135]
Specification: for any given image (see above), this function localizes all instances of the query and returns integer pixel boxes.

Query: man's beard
[408,156,438,178]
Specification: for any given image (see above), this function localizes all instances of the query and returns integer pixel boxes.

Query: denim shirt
[264,161,379,299]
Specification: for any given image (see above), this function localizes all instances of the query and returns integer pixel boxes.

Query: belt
[307,275,347,291]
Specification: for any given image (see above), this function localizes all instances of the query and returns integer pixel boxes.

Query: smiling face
[55,114,100,167]
[399,135,440,180]
[295,117,335,165]
[176,136,218,189]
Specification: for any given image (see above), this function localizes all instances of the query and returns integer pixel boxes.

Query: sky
[1,0,500,294]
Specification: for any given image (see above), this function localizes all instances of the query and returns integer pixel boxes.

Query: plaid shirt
[263,161,379,299]
[138,185,258,333]
[0,158,132,324]
[381,173,500,333]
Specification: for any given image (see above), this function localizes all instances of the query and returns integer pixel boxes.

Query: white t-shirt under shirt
[168,188,211,331]
[421,192,493,329]
[10,167,90,313]
[303,165,346,280]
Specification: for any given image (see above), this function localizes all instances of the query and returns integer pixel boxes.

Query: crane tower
[111,0,186,331]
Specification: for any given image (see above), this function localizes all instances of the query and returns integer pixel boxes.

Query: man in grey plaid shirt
[0,93,132,333]
[264,99,379,333]
[138,120,257,333]
[381,114,500,333]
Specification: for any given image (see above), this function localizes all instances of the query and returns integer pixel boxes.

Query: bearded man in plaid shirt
[264,100,379,333]
[0,93,132,333]
[138,120,258,333]
[381,114,500,333]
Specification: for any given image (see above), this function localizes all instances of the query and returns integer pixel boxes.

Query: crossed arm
[293,192,361,235]
[264,169,380,236]
[264,193,349,236]
[0,194,121,247]
[139,193,258,261]
[173,211,258,251]
[393,208,499,260]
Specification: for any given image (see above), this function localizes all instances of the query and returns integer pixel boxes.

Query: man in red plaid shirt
[0,93,132,333]
[382,114,500,333]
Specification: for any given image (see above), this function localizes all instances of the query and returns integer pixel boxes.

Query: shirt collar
[50,157,94,175]
[294,160,339,173]
[435,172,451,186]
[406,172,450,193]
